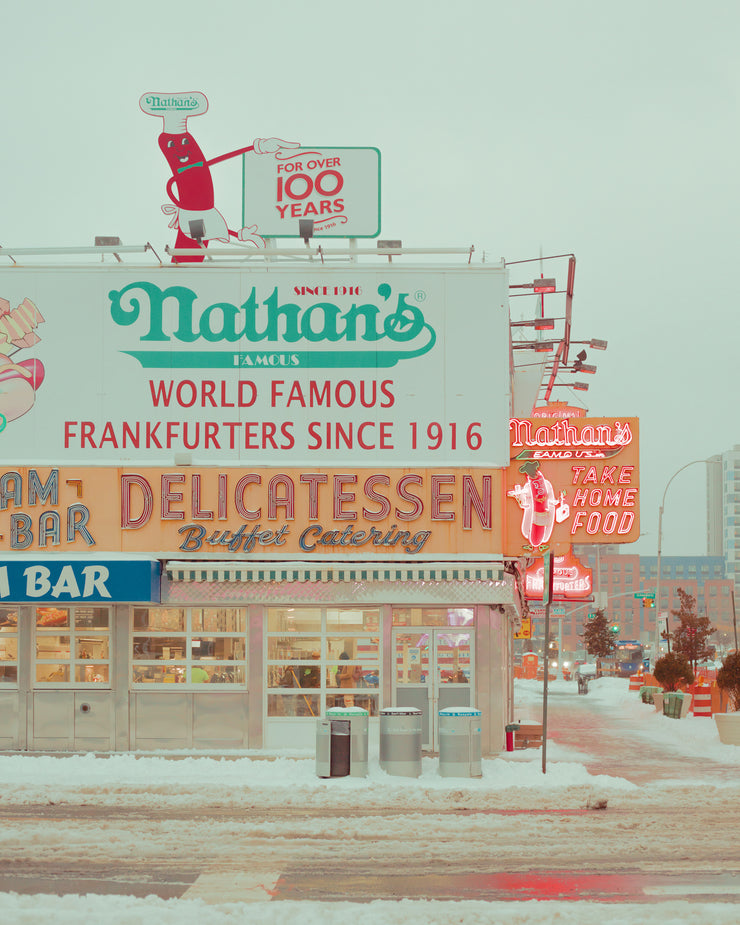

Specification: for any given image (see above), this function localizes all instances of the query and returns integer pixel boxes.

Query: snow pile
[1,895,740,925]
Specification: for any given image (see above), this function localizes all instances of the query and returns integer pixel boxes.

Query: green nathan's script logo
[108,282,436,369]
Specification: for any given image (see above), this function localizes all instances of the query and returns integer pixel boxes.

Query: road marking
[182,871,282,903]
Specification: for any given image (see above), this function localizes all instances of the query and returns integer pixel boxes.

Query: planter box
[653,691,664,713]
[640,685,662,705]
[715,712,740,745]
[663,692,692,718]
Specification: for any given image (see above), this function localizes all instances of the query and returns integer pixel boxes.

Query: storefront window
[131,607,246,687]
[0,607,18,684]
[266,606,380,717]
[392,607,475,627]
[35,607,111,686]
[267,608,321,633]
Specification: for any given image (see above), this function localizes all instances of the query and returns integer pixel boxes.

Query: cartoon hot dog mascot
[140,92,299,262]
[507,459,560,552]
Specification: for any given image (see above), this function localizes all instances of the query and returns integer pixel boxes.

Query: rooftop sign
[0,265,510,467]
[242,147,381,238]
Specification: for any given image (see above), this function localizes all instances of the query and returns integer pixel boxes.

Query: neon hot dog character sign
[507,459,569,553]
[140,92,299,262]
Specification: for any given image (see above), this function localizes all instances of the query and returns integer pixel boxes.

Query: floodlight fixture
[188,219,206,243]
[589,338,608,350]
[532,277,556,294]
[572,381,589,391]
[94,236,122,247]
[299,219,314,244]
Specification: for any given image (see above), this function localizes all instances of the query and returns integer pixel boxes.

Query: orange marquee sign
[504,416,640,556]
[0,466,503,558]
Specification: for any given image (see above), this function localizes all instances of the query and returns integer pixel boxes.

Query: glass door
[392,628,474,749]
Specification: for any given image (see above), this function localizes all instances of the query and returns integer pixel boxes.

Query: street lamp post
[655,459,722,658]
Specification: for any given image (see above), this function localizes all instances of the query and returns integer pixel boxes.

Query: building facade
[708,447,740,595]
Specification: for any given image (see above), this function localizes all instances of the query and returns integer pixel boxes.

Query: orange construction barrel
[692,684,713,717]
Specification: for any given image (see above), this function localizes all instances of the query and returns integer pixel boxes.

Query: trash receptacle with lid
[439,707,482,777]
[380,707,422,777]
[322,706,369,777]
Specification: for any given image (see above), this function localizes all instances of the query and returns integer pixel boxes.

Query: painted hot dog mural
[507,459,569,553]
[0,297,45,432]
[140,92,299,262]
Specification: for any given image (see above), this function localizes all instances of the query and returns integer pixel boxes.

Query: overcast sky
[2,0,738,557]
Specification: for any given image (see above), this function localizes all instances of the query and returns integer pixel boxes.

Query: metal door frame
[391,627,474,749]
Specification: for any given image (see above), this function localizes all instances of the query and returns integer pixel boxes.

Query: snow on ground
[2,895,740,925]
[0,677,738,922]
[0,676,733,811]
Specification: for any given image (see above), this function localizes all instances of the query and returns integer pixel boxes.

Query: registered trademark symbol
[414,290,426,302]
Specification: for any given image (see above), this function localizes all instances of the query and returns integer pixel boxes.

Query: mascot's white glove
[253,137,301,155]
[238,225,266,248]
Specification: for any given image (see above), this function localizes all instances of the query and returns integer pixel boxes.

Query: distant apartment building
[543,547,735,656]
[707,446,740,594]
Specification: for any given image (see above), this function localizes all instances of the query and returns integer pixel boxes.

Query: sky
[2,0,738,556]
[0,677,739,921]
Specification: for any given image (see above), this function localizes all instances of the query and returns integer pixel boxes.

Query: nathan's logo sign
[108,281,435,370]
[505,416,640,555]
[510,418,633,460]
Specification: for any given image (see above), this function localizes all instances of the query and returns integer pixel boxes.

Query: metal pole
[542,552,554,775]
[655,504,664,658]
[542,597,550,775]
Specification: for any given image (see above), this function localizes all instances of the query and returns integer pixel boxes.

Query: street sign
[634,592,656,599]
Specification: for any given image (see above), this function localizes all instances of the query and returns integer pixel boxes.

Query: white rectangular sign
[242,147,381,238]
[0,265,510,466]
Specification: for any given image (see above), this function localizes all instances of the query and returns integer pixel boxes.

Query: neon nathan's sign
[510,418,633,460]
[108,281,436,370]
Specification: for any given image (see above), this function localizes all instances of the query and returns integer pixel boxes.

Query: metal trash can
[577,675,589,695]
[325,706,369,777]
[380,707,423,777]
[438,707,482,778]
[316,718,351,778]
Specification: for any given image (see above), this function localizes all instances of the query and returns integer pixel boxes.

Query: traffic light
[610,624,620,634]
[642,598,655,609]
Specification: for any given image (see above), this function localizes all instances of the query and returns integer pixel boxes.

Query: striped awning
[165,560,505,584]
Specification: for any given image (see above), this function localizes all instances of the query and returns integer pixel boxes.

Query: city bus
[614,640,644,677]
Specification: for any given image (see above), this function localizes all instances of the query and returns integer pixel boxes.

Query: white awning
[165,560,506,584]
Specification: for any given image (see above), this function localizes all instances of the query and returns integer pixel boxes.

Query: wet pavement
[542,686,739,784]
